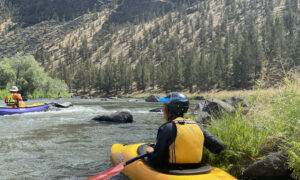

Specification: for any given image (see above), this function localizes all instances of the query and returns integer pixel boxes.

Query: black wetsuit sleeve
[147,122,176,167]
[198,124,225,154]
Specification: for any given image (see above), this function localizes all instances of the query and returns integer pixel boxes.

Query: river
[0,98,168,180]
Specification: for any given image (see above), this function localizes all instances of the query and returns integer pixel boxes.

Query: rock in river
[145,95,159,102]
[92,111,134,123]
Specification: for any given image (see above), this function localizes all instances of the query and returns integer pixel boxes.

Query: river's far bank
[0,84,287,102]
[73,87,282,101]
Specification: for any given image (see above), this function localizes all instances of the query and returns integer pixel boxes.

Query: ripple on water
[0,99,164,179]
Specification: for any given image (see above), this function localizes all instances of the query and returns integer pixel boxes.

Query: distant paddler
[4,86,26,108]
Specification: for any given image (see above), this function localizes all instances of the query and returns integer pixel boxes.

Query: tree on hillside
[183,48,196,92]
[135,59,149,91]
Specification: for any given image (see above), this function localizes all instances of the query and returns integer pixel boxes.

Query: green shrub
[0,55,70,99]
[0,90,9,100]
[288,141,300,180]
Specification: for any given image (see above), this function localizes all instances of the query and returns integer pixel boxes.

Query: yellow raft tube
[111,143,237,180]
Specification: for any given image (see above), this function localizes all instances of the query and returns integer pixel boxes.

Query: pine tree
[183,48,196,92]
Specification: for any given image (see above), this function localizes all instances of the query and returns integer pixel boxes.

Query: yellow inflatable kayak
[111,143,237,180]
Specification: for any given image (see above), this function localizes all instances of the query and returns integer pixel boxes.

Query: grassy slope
[200,79,300,179]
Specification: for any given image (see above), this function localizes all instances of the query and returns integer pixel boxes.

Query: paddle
[86,153,148,180]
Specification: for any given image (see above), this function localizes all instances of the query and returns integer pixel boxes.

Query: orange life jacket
[5,93,23,108]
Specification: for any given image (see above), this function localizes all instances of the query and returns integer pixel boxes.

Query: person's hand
[146,147,154,154]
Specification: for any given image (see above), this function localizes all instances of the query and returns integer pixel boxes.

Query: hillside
[0,0,300,94]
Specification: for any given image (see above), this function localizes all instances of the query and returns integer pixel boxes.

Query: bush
[0,89,9,100]
[288,141,300,180]
[0,55,70,98]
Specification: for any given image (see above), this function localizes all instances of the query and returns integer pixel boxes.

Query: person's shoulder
[158,121,174,131]
[13,93,22,98]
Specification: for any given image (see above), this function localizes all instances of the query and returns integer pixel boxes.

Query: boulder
[204,98,235,115]
[222,97,249,108]
[145,95,159,102]
[194,99,235,122]
[92,111,133,123]
[243,152,290,179]
[197,111,211,124]
[194,100,209,112]
[194,100,212,123]
[149,108,162,112]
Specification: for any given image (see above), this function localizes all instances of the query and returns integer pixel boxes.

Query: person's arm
[198,124,225,154]
[147,122,176,166]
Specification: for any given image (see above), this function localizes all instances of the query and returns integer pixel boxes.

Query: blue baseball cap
[157,92,189,104]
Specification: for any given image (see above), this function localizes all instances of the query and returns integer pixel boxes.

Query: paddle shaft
[86,153,148,180]
[125,153,148,165]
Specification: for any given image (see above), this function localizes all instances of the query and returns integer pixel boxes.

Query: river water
[0,98,168,180]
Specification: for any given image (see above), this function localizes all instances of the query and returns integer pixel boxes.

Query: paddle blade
[86,162,125,180]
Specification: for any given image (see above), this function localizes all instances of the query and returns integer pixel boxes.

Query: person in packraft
[146,92,225,169]
[4,86,25,108]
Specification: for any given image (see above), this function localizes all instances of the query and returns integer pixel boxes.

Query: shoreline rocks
[242,152,291,180]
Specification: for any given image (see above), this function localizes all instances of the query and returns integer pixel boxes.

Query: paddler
[4,86,25,108]
[146,92,225,169]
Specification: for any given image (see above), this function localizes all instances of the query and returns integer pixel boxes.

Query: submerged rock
[149,108,162,112]
[92,111,133,123]
[49,102,73,108]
